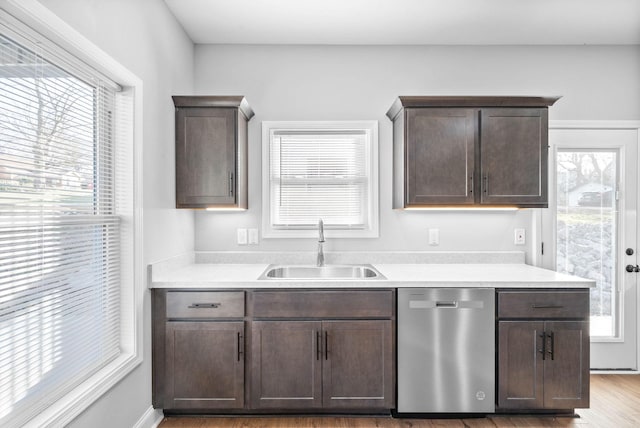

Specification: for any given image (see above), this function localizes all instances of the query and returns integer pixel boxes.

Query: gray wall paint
[193,44,640,258]
[37,0,195,427]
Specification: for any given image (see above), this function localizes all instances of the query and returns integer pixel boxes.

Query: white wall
[36,0,195,427]
[11,6,638,421]
[193,44,640,260]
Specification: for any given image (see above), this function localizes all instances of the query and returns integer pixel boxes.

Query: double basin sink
[259,264,385,280]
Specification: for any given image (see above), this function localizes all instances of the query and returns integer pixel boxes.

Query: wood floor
[158,374,640,428]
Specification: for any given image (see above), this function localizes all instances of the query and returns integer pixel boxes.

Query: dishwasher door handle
[435,301,458,308]
[409,300,482,309]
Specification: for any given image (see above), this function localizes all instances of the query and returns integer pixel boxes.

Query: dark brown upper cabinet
[173,96,254,209]
[386,96,560,208]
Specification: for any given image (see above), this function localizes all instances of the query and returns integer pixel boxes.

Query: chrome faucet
[317,218,325,267]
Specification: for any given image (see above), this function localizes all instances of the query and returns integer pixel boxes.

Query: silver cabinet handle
[228,171,234,196]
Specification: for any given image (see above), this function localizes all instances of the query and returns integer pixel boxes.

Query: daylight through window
[262,121,378,238]
[0,24,123,427]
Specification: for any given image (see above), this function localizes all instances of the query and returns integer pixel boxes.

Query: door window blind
[264,122,378,238]
[0,25,120,427]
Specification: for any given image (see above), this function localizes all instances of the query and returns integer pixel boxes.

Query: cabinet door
[165,321,244,409]
[498,321,545,409]
[322,320,394,409]
[251,321,322,409]
[175,107,236,207]
[543,321,590,409]
[405,108,476,205]
[480,108,548,206]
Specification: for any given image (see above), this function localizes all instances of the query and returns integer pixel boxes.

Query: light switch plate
[514,228,525,245]
[248,228,259,245]
[237,228,248,245]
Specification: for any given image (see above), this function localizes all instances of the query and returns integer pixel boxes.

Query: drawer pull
[188,303,221,309]
[531,304,564,309]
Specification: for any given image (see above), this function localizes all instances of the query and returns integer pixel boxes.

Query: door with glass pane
[544,126,638,369]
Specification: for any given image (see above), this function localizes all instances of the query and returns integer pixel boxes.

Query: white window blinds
[0,24,121,427]
[263,122,378,238]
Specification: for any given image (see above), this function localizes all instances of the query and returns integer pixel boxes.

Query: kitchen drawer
[252,290,394,318]
[166,291,244,319]
[498,290,589,319]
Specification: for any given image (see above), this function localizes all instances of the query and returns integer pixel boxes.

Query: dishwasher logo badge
[476,391,486,401]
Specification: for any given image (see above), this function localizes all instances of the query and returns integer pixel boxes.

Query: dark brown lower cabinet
[322,320,393,409]
[154,289,395,413]
[251,319,393,410]
[251,321,322,409]
[498,320,589,410]
[164,321,244,409]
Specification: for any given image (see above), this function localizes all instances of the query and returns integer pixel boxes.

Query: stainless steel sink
[258,264,385,280]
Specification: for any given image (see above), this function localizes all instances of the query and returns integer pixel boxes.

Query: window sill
[25,352,142,427]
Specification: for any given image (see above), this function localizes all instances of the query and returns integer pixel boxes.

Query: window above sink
[261,121,379,239]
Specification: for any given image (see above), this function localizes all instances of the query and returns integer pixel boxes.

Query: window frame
[261,120,379,239]
[0,2,143,427]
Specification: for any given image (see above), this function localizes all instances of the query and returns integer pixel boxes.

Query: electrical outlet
[514,228,525,245]
[428,228,440,246]
[248,228,259,245]
[237,228,248,245]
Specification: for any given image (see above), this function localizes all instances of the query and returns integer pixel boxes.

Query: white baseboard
[132,407,163,428]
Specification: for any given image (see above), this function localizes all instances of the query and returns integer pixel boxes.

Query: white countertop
[150,262,594,289]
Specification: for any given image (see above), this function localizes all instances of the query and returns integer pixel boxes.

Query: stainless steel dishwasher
[397,288,495,414]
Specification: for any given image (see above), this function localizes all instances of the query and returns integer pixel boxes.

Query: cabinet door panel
[322,320,394,409]
[498,321,544,409]
[251,321,322,409]
[480,108,548,206]
[165,321,244,409]
[405,108,476,205]
[544,321,590,409]
[176,107,236,207]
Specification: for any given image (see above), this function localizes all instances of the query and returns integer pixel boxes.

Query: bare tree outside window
[0,34,94,214]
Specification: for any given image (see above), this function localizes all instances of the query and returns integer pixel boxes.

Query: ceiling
[164,0,640,45]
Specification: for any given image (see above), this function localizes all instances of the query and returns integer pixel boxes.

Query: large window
[262,121,378,238]
[0,11,136,428]
[556,150,617,337]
